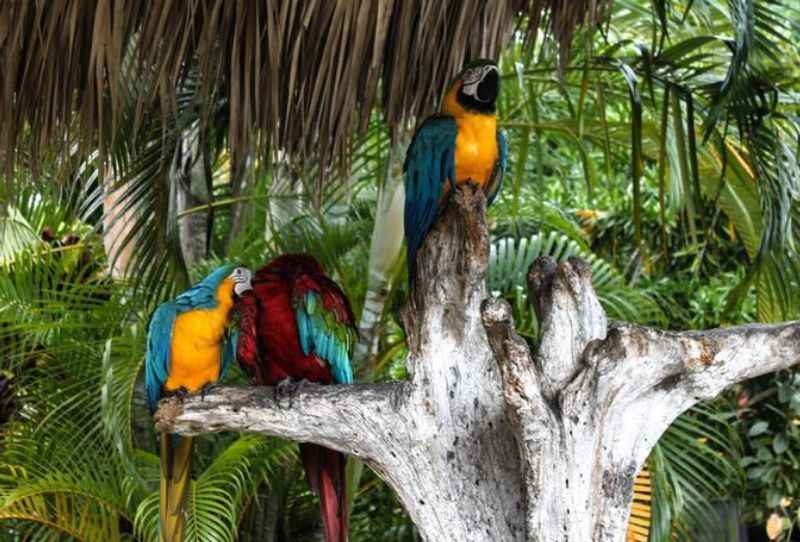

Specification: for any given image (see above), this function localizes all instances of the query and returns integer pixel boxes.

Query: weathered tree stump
[156,184,800,542]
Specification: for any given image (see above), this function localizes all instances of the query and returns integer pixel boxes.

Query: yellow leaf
[766,513,783,540]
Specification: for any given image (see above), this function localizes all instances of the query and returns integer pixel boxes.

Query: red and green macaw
[236,254,356,542]
[404,58,507,281]
[145,264,252,542]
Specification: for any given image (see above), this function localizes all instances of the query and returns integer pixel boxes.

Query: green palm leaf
[134,436,296,542]
[489,231,666,338]
[649,405,745,542]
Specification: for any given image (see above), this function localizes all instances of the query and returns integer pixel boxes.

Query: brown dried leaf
[0,1,604,179]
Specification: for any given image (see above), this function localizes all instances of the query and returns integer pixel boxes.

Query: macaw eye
[232,268,252,284]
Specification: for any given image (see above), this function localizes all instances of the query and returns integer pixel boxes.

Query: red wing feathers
[235,291,263,384]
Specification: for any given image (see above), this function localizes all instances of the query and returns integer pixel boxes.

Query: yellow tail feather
[159,433,194,542]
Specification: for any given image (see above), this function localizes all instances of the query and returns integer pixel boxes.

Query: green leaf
[749,421,770,437]
[757,446,774,462]
[773,435,788,455]
[747,466,767,480]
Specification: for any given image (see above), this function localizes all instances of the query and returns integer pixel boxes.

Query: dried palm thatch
[521,0,614,67]
[0,0,611,178]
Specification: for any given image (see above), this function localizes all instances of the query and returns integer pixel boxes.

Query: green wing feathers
[293,280,356,385]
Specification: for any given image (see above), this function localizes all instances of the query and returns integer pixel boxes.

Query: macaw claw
[274,378,310,409]
[162,386,192,404]
[199,382,218,401]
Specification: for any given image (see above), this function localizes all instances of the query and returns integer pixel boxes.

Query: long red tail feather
[300,443,348,542]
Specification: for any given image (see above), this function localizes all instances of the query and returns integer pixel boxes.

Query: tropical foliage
[1,1,799,541]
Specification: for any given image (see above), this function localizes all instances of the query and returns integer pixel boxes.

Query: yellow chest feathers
[442,84,498,186]
[453,114,498,186]
[165,278,235,393]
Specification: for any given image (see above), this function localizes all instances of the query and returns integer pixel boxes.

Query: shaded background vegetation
[1,1,799,541]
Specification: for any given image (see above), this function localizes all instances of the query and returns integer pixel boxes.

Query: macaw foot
[165,386,191,403]
[199,382,219,401]
[274,378,295,409]
[274,378,310,409]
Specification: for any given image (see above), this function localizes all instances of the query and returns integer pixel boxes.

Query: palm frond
[0,473,130,542]
[649,405,745,542]
[488,231,666,339]
[134,436,296,542]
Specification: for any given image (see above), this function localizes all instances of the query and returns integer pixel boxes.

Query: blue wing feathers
[294,291,354,385]
[297,312,311,355]
[221,331,237,381]
[403,115,458,282]
[498,131,508,171]
[487,130,508,207]
[174,264,234,310]
[145,264,235,414]
[403,119,507,277]
[145,303,177,414]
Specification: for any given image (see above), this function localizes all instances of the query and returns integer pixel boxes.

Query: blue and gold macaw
[145,264,252,542]
[404,59,508,282]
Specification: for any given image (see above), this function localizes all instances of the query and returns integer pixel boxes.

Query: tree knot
[481,297,514,328]
[153,396,185,432]
[687,337,718,368]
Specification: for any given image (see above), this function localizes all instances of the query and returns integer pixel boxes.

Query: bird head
[260,253,325,277]
[229,266,253,296]
[444,59,500,115]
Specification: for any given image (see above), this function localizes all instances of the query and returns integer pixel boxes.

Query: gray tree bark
[155,184,800,542]
[224,152,251,254]
[265,153,303,244]
[172,123,211,266]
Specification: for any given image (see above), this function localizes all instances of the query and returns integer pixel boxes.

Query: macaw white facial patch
[461,65,497,102]
[231,267,253,295]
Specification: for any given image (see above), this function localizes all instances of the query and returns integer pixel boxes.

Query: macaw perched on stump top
[404,58,508,283]
[236,253,357,542]
[145,264,253,542]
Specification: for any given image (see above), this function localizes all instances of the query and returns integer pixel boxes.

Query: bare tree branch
[592,320,800,402]
[482,297,551,539]
[529,256,608,400]
[154,383,408,462]
[153,183,800,542]
[484,255,800,541]
[584,320,800,471]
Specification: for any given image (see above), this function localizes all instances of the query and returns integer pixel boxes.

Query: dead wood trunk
[156,184,800,542]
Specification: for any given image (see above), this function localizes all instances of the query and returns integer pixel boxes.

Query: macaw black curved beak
[234,284,254,298]
[476,66,499,103]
